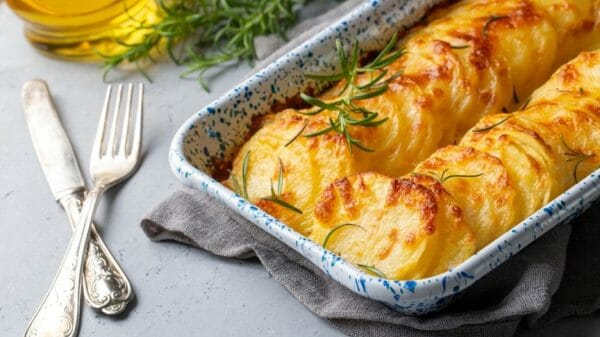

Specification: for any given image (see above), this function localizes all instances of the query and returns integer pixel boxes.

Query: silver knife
[22,79,134,316]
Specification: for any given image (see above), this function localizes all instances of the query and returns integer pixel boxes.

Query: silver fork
[24,84,143,337]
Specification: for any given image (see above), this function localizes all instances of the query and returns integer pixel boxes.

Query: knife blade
[21,79,133,316]
[22,79,85,200]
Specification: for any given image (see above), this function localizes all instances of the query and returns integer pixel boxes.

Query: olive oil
[6,0,161,60]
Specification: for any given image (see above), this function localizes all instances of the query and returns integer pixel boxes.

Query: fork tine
[93,85,112,158]
[119,83,134,155]
[106,84,123,157]
[130,83,143,159]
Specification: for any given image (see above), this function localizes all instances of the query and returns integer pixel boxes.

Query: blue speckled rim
[169,0,600,314]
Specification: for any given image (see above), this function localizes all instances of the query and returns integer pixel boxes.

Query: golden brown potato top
[309,49,600,279]
[226,0,600,240]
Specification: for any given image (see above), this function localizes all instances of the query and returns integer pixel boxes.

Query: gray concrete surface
[0,4,599,337]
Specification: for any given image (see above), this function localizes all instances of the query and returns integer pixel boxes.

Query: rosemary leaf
[472,115,512,133]
[300,93,341,111]
[350,84,388,101]
[350,140,376,152]
[561,135,594,183]
[361,34,402,70]
[262,196,303,214]
[483,15,508,38]
[303,126,334,138]
[428,168,484,184]
[572,156,591,183]
[260,157,303,214]
[231,174,243,197]
[441,173,484,183]
[365,33,398,67]
[359,49,405,70]
[322,223,366,249]
[304,72,346,82]
[298,107,324,116]
[285,121,309,147]
[357,264,388,279]
[356,70,388,90]
[277,158,284,196]
[337,39,350,75]
[241,151,250,199]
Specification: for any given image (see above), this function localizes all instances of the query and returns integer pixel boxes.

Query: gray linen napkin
[142,1,600,336]
[141,188,600,337]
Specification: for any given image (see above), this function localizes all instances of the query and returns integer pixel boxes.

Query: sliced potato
[309,172,475,279]
[226,0,600,236]
[414,145,518,249]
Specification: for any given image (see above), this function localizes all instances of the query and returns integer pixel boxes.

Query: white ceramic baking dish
[169,0,600,314]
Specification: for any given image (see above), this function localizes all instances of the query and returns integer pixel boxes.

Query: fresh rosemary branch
[322,223,365,249]
[561,135,594,183]
[472,115,512,133]
[426,168,483,184]
[103,0,305,89]
[357,264,388,279]
[231,151,251,199]
[297,33,405,152]
[261,158,303,213]
[483,15,508,38]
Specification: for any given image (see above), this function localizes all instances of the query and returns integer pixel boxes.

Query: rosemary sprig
[357,264,388,279]
[284,121,309,147]
[561,136,594,183]
[483,15,508,38]
[472,115,512,133]
[231,151,251,199]
[322,223,365,249]
[297,34,405,152]
[102,0,305,89]
[427,168,483,184]
[261,158,303,213]
[450,44,469,49]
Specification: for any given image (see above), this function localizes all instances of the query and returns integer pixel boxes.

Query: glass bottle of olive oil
[6,0,161,60]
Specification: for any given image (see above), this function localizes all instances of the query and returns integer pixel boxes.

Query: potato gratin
[225,0,600,279]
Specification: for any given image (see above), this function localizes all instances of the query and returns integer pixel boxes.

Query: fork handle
[60,193,133,315]
[24,188,103,337]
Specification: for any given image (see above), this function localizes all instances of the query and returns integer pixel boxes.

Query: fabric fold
[141,187,600,336]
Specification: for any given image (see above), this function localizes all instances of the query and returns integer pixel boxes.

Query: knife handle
[59,194,134,315]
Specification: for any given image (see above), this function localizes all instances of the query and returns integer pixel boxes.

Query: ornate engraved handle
[25,188,103,337]
[24,249,81,337]
[60,193,134,315]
